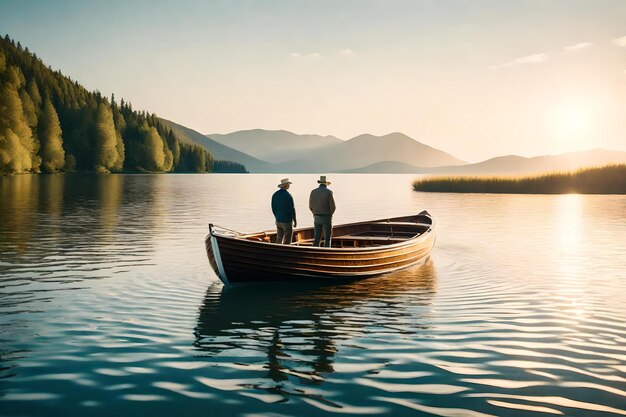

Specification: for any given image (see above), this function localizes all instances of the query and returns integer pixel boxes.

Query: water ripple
[1,175,625,417]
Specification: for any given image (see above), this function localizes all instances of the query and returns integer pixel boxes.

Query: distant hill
[426,149,626,175]
[160,120,274,172]
[166,125,626,176]
[340,149,626,175]
[207,129,343,163]
[183,130,463,173]
[275,132,465,172]
[340,161,425,173]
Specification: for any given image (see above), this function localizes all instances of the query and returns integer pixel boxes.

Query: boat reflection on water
[194,261,437,385]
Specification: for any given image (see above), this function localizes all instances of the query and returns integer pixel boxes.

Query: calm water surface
[1,174,625,417]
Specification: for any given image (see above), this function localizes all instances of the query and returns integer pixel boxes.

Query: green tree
[6,65,25,87]
[143,126,165,171]
[191,146,206,173]
[162,137,173,172]
[26,79,42,109]
[20,89,38,131]
[213,160,247,173]
[166,130,180,167]
[19,89,41,171]
[0,129,31,173]
[0,50,6,74]
[65,102,95,171]
[94,102,119,173]
[64,154,76,172]
[38,97,65,173]
[111,107,125,171]
[0,81,35,172]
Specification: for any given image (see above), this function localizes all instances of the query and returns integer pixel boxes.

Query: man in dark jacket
[271,178,297,244]
[309,175,336,247]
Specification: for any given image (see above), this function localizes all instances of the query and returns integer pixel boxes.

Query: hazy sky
[1,0,625,162]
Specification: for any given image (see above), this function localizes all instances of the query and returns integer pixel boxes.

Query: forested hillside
[0,35,246,174]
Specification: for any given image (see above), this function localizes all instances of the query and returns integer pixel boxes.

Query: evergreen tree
[64,154,76,172]
[94,102,119,173]
[6,65,25,87]
[26,79,42,109]
[161,133,174,172]
[206,152,214,172]
[166,130,180,167]
[20,89,38,131]
[38,97,65,173]
[0,129,31,173]
[64,101,95,171]
[21,88,42,171]
[111,106,126,171]
[213,160,247,173]
[191,146,206,173]
[143,126,165,171]
[0,81,35,172]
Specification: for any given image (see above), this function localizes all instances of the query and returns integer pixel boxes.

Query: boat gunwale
[207,214,435,253]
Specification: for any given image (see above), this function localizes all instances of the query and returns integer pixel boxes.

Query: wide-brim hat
[317,175,331,185]
[278,178,292,188]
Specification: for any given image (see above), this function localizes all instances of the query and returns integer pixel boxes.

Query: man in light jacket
[271,178,297,244]
[309,176,336,247]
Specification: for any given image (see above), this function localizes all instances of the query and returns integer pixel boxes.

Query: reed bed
[412,164,626,194]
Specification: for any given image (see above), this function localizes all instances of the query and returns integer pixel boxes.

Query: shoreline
[412,164,626,194]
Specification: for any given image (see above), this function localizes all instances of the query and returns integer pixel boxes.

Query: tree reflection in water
[194,261,437,387]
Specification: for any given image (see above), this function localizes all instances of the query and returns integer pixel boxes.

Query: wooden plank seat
[292,235,409,247]
[349,231,418,238]
[370,222,432,228]
[338,235,410,242]
[335,235,410,248]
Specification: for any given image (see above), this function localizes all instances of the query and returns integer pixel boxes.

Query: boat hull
[205,212,435,285]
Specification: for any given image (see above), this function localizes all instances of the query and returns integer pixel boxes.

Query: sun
[551,100,594,150]
[559,103,591,134]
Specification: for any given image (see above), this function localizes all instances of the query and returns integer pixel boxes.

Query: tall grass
[412,164,626,194]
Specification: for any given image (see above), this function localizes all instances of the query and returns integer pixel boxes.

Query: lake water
[1,174,625,417]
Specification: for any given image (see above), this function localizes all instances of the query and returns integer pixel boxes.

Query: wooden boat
[205,210,435,285]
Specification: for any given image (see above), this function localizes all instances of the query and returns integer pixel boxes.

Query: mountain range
[201,129,466,173]
[207,129,343,163]
[342,149,626,175]
[423,149,626,175]
[159,120,272,172]
[171,125,625,175]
